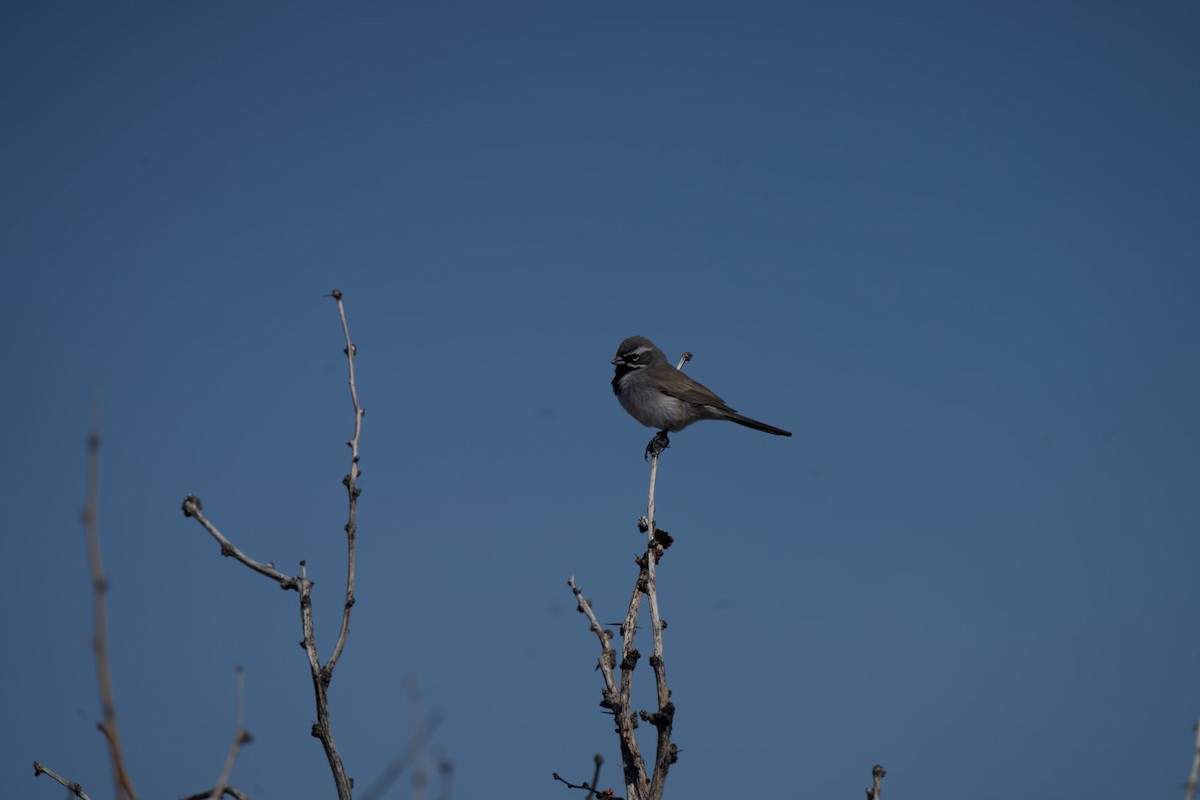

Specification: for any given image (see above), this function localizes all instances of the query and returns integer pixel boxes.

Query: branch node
[182,495,202,517]
[638,700,675,729]
[866,763,887,800]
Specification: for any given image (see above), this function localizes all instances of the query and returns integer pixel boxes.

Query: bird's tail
[729,414,792,437]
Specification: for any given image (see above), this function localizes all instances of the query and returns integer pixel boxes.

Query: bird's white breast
[616,372,689,431]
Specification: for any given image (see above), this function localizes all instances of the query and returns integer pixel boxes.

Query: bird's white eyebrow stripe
[629,346,652,355]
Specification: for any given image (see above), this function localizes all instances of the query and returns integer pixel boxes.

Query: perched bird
[611,335,791,456]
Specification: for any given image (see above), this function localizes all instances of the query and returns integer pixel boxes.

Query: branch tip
[182,495,202,517]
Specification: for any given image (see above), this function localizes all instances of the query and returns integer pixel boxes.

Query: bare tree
[564,351,693,800]
[179,289,363,798]
[34,291,445,800]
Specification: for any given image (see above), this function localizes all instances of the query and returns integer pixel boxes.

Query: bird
[611,335,791,457]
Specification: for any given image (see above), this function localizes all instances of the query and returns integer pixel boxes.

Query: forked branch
[206,667,253,800]
[179,290,364,800]
[563,351,688,800]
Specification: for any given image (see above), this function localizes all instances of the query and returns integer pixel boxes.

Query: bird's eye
[627,353,640,362]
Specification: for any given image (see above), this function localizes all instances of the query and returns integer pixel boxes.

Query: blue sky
[3,2,1198,798]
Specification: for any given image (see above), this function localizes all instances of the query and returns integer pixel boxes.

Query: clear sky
[3,2,1198,799]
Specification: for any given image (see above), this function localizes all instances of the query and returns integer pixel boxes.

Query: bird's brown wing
[656,367,737,412]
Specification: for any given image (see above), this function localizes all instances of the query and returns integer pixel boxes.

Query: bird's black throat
[611,363,642,395]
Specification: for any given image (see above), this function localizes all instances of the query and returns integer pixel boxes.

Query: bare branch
[299,563,353,799]
[180,787,253,800]
[567,579,619,698]
[552,754,625,800]
[641,443,674,799]
[865,763,886,800]
[587,753,603,800]
[358,673,445,800]
[180,496,301,591]
[565,350,692,800]
[179,499,345,797]
[83,396,139,800]
[326,288,363,677]
[33,762,92,800]
[179,293,366,800]
[207,667,253,800]
[570,575,649,799]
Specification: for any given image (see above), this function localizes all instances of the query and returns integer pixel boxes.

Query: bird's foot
[644,430,671,461]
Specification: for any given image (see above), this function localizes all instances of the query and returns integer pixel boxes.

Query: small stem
[643,450,672,799]
[207,667,252,800]
[326,289,362,677]
[83,395,138,800]
[866,764,886,800]
[33,762,92,800]
[571,576,649,800]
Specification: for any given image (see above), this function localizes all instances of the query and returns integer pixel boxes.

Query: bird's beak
[611,356,624,366]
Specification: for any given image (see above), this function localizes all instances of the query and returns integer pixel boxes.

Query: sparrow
[611,335,791,456]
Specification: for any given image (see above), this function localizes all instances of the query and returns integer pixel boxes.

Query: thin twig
[567,579,620,701]
[571,574,649,800]
[359,674,445,800]
[180,497,301,591]
[641,446,674,799]
[325,288,362,677]
[865,763,886,800]
[83,395,139,800]
[552,754,624,800]
[33,762,92,800]
[181,787,253,800]
[586,753,603,800]
[207,667,253,800]
[180,293,364,800]
[1186,721,1200,800]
